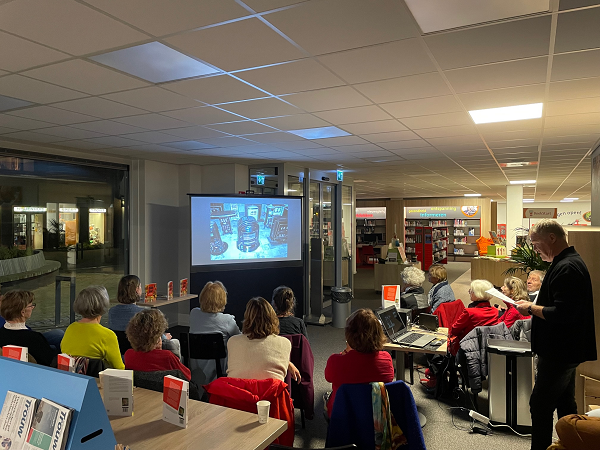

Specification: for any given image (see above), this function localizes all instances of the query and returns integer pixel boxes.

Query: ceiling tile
[82,0,248,36]
[83,135,146,148]
[242,0,310,13]
[362,130,421,143]
[72,120,148,135]
[0,95,32,112]
[163,140,216,150]
[166,18,305,72]
[119,131,181,144]
[282,86,371,112]
[0,0,147,55]
[314,105,393,125]
[311,136,367,147]
[115,113,193,130]
[378,139,433,150]
[3,130,66,143]
[555,7,600,53]
[544,112,600,128]
[318,39,435,84]
[207,121,275,135]
[0,31,69,72]
[559,0,600,10]
[401,111,473,130]
[334,143,385,153]
[546,97,600,116]
[245,132,301,144]
[354,73,451,103]
[236,60,345,95]
[0,75,87,103]
[445,57,548,93]
[218,98,301,119]
[197,136,255,147]
[0,114,54,130]
[54,97,146,119]
[258,114,329,130]
[162,126,227,140]
[551,49,600,81]
[548,77,600,101]
[272,140,323,151]
[32,125,106,139]
[23,60,148,95]
[381,95,463,119]
[265,0,417,55]
[55,139,107,150]
[162,106,243,126]
[424,16,551,70]
[7,106,97,125]
[340,120,408,135]
[164,75,266,104]
[103,86,201,112]
[417,124,478,139]
[458,84,546,110]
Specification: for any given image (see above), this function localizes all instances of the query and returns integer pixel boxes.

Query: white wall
[497,201,592,229]
[201,163,248,194]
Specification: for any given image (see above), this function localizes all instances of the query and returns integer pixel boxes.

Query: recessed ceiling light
[288,126,350,140]
[509,180,536,185]
[0,94,33,112]
[560,200,574,203]
[90,42,219,83]
[469,103,543,124]
[562,197,579,201]
[523,199,535,203]
[464,193,481,197]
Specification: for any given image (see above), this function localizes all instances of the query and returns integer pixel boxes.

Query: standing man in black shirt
[516,220,596,450]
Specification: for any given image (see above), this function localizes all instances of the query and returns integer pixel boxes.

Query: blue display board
[0,358,116,450]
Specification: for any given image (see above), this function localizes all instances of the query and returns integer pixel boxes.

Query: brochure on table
[382,285,401,310]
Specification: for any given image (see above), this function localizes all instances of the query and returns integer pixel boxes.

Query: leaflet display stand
[0,358,117,450]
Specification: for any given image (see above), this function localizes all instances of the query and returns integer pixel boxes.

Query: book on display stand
[0,390,38,450]
[144,283,157,302]
[167,281,174,300]
[179,279,188,296]
[162,376,188,428]
[2,346,28,362]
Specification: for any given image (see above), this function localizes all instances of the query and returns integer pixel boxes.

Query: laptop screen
[377,306,406,335]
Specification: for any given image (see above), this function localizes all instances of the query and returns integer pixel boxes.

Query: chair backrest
[188,333,227,378]
[282,334,315,419]
[326,381,425,450]
[113,329,132,355]
[133,370,201,401]
[363,246,375,255]
[73,357,106,378]
[433,298,466,328]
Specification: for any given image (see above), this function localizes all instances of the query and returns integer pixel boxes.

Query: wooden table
[136,294,198,327]
[102,385,287,450]
[384,326,449,427]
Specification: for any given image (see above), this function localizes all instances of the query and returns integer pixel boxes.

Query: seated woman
[450,279,500,343]
[109,275,181,358]
[124,309,191,380]
[400,266,428,310]
[498,276,530,329]
[427,265,456,313]
[227,297,300,382]
[272,286,308,339]
[62,286,125,369]
[0,290,58,366]
[189,281,240,383]
[324,309,394,417]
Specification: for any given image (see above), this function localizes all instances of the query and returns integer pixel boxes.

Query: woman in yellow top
[62,286,125,370]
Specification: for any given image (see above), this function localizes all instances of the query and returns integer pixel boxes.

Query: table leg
[395,350,427,428]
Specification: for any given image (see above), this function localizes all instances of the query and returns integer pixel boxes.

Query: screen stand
[306,238,331,326]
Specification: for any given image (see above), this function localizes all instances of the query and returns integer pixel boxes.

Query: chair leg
[215,358,223,378]
[301,408,305,429]
[408,352,414,385]
[181,333,189,367]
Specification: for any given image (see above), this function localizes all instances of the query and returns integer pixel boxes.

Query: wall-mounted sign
[523,208,557,219]
[356,207,386,219]
[89,208,107,213]
[336,170,344,182]
[60,208,79,213]
[14,206,47,213]
[256,175,265,185]
[405,206,481,219]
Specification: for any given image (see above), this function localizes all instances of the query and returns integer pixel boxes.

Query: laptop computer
[418,313,439,332]
[377,305,436,348]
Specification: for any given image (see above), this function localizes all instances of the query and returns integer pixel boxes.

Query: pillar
[506,185,523,251]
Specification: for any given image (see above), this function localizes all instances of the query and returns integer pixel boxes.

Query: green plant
[0,246,32,260]
[503,241,550,277]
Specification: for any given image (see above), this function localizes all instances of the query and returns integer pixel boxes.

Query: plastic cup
[256,400,270,424]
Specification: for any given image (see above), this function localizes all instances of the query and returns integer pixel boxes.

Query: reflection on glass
[323,184,334,261]
[342,185,352,259]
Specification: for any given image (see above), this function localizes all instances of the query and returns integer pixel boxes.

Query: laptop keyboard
[397,333,422,344]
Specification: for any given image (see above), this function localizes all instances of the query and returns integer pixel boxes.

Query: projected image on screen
[209,202,288,261]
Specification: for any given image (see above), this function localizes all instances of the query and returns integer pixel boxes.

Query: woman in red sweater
[499,276,530,329]
[124,309,191,380]
[324,309,394,417]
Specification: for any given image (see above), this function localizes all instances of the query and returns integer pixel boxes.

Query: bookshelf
[404,219,448,271]
[448,218,481,261]
[356,218,386,246]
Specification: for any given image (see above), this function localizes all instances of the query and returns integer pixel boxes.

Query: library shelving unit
[448,218,481,261]
[405,219,448,271]
[357,217,386,259]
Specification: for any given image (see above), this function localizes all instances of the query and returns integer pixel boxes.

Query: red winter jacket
[204,377,294,446]
[450,301,499,344]
[499,304,530,330]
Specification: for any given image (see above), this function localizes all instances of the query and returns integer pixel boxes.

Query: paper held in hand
[485,288,517,305]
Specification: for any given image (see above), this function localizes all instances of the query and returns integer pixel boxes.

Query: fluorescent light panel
[288,126,350,140]
[563,197,579,201]
[510,180,536,185]
[523,199,535,203]
[469,103,543,124]
[90,42,219,83]
[464,193,481,197]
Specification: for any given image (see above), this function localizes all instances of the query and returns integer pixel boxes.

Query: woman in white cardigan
[227,297,300,382]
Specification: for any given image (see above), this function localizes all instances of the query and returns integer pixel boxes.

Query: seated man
[527,270,545,304]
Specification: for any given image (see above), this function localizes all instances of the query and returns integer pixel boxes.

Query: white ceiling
[0,0,598,201]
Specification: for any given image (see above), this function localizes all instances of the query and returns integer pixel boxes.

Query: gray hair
[470,279,494,301]
[401,266,425,287]
[530,219,566,239]
[74,285,110,319]
[528,270,545,282]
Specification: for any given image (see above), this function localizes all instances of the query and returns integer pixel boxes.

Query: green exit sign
[256,175,265,185]
[337,170,343,181]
